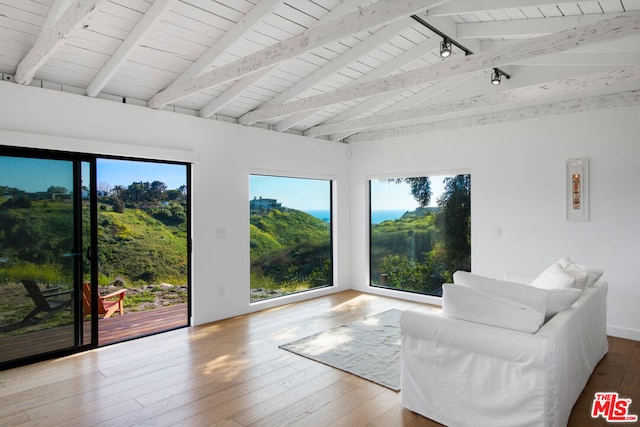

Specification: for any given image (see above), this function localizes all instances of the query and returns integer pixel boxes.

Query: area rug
[279,309,402,391]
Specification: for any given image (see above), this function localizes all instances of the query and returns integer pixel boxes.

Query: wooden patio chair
[82,282,126,319]
[20,279,73,325]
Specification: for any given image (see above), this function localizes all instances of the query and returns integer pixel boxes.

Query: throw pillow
[442,283,545,333]
[578,264,604,287]
[530,263,576,289]
[545,288,582,321]
[557,257,589,289]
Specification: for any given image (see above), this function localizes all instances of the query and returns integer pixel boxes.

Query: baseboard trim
[608,325,640,342]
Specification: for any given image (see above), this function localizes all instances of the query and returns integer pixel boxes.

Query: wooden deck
[98,303,188,346]
[0,304,188,364]
[0,290,637,426]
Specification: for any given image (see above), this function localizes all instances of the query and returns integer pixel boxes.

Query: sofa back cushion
[453,271,582,322]
[442,283,545,333]
[453,271,547,315]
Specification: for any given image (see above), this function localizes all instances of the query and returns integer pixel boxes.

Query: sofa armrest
[400,309,554,426]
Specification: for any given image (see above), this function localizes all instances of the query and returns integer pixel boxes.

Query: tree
[437,175,471,272]
[388,177,432,207]
[0,194,31,210]
[126,181,150,202]
[47,185,68,194]
[110,185,126,199]
[148,181,168,202]
[113,197,125,213]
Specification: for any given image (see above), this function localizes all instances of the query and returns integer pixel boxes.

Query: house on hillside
[250,197,282,214]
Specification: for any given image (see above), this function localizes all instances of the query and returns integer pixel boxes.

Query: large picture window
[370,175,471,296]
[249,174,333,302]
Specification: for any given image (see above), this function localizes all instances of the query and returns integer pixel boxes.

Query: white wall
[349,105,640,341]
[0,82,351,326]
[1,81,639,341]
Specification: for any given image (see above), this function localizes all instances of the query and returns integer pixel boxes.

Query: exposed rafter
[170,0,284,87]
[261,18,413,110]
[148,0,450,109]
[86,0,174,97]
[457,13,623,39]
[290,16,483,136]
[427,0,568,17]
[38,0,75,38]
[199,0,364,118]
[323,73,476,141]
[306,67,640,137]
[238,13,640,125]
[271,37,441,132]
[346,90,640,142]
[15,0,108,85]
[516,52,640,67]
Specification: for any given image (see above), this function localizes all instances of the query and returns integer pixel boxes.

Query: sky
[250,175,331,210]
[370,177,447,210]
[249,174,449,211]
[97,159,186,190]
[0,157,73,192]
[0,157,186,193]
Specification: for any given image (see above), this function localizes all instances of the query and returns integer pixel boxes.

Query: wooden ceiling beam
[170,0,284,86]
[198,0,385,118]
[15,0,108,85]
[346,90,640,142]
[306,67,640,137]
[86,0,174,97]
[427,0,567,17]
[457,14,623,39]
[238,13,640,125]
[262,18,412,110]
[272,37,442,132]
[148,0,450,109]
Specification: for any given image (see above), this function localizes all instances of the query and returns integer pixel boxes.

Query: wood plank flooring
[0,290,637,426]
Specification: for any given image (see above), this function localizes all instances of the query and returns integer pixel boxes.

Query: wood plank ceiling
[1,0,639,143]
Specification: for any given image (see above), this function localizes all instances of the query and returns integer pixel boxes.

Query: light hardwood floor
[0,290,638,426]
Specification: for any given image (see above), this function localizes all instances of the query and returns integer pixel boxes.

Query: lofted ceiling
[1,0,639,143]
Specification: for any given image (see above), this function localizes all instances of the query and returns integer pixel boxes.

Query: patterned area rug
[279,309,402,391]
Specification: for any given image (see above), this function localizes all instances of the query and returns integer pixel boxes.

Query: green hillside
[250,208,331,299]
[0,198,187,286]
[97,207,187,286]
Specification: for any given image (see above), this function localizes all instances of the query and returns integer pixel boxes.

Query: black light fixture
[440,38,452,58]
[490,68,511,85]
[491,68,502,85]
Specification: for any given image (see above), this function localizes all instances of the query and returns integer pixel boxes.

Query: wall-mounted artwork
[567,158,589,221]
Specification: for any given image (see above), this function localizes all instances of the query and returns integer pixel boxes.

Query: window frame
[248,171,335,303]
[367,170,471,298]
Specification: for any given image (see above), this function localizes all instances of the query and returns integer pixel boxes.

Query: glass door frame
[0,145,99,369]
[1,146,192,369]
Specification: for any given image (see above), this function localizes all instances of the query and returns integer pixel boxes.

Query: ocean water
[305,209,407,224]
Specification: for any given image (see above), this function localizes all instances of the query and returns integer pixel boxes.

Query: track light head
[440,38,452,58]
[491,68,502,85]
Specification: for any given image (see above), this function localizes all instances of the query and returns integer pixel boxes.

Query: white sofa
[400,263,608,427]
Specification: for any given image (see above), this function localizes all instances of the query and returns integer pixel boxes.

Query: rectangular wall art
[567,158,589,221]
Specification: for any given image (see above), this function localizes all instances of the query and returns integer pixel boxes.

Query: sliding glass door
[0,150,95,365]
[0,148,191,368]
[93,158,189,345]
